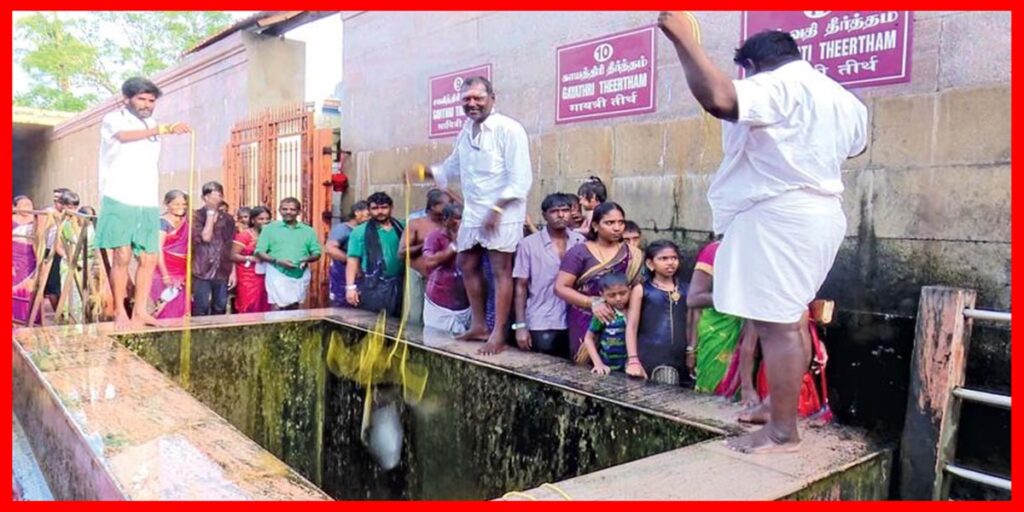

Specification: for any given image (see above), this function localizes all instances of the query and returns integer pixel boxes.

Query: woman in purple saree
[555,202,643,365]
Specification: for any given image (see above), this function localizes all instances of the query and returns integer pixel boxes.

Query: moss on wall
[783,451,892,500]
[119,320,716,500]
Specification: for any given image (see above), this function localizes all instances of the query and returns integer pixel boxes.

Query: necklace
[589,241,618,263]
[653,280,681,303]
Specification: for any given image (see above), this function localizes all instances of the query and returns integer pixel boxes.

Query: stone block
[840,169,871,238]
[934,86,1011,165]
[822,237,1010,317]
[939,12,1011,89]
[429,142,455,164]
[365,148,403,187]
[858,16,940,99]
[612,122,665,176]
[531,133,559,178]
[663,117,723,175]
[913,11,958,20]
[869,94,936,169]
[559,126,613,179]
[870,165,1010,242]
[611,175,677,232]
[675,173,713,232]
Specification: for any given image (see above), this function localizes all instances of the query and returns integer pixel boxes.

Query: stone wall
[22,31,306,208]
[340,11,1012,464]
[341,10,1010,312]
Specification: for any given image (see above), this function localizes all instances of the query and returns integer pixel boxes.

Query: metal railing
[939,306,1011,499]
[13,208,111,327]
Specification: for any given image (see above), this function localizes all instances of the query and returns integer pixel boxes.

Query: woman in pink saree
[13,196,39,324]
[150,190,190,319]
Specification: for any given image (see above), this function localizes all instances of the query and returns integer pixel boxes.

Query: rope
[500,482,573,501]
[184,131,196,318]
[179,131,197,391]
[541,483,573,500]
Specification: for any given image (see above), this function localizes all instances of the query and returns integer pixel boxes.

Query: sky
[12,11,343,105]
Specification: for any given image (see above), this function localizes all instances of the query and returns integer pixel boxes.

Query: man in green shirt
[255,197,321,310]
[345,191,405,316]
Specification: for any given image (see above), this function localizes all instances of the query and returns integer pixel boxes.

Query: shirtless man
[398,188,452,325]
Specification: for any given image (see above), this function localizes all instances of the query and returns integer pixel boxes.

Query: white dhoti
[423,296,471,335]
[714,189,846,323]
[456,222,523,253]
[407,270,425,325]
[265,265,312,307]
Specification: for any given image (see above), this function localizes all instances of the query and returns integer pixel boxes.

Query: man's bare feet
[739,387,761,409]
[113,311,132,331]
[456,326,489,342]
[725,426,801,454]
[738,401,770,424]
[477,332,507,355]
[130,311,164,328]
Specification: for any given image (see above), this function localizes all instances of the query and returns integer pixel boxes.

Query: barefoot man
[95,77,191,330]
[415,76,533,355]
[657,14,867,453]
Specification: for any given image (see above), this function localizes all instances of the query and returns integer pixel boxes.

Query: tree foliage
[14,11,234,112]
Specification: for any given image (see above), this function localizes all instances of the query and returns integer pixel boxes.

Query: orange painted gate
[223,105,334,307]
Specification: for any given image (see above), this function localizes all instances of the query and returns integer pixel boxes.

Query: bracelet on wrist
[511,322,527,330]
[491,204,504,215]
[345,285,358,291]
[685,345,696,353]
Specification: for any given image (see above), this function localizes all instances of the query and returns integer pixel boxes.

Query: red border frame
[4,3,1021,511]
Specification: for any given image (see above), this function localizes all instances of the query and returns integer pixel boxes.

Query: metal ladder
[937,307,1011,499]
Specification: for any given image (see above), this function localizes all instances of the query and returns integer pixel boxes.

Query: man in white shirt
[659,14,867,454]
[417,76,533,355]
[94,77,191,330]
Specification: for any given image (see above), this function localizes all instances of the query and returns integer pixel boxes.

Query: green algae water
[118,320,714,500]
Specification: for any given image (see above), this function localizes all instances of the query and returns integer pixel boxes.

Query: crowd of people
[321,174,810,424]
[10,184,322,322]
[13,15,868,454]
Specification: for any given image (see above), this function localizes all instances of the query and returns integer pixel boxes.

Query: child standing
[583,272,633,375]
[626,240,689,385]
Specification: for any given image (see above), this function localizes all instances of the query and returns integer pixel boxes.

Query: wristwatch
[511,322,527,330]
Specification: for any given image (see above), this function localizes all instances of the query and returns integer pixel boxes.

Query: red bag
[755,309,832,422]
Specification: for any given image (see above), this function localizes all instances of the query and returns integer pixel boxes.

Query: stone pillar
[898,286,976,500]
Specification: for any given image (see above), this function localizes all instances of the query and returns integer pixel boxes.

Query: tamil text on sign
[429,64,492,139]
[556,26,657,124]
[742,11,914,88]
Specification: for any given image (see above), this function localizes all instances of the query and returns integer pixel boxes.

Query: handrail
[962,308,1011,323]
[944,464,1011,492]
[951,387,1011,409]
[13,208,98,219]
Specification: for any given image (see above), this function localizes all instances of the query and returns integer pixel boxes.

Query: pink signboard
[556,26,656,124]
[742,11,913,88]
[428,64,492,139]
